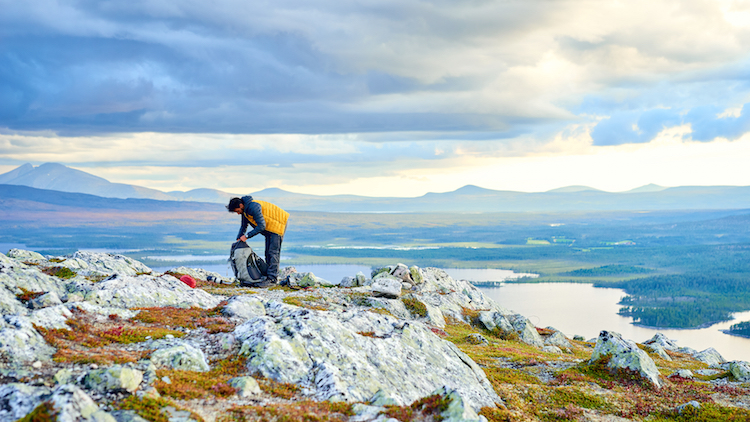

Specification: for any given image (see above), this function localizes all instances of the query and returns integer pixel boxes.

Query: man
[227,196,289,287]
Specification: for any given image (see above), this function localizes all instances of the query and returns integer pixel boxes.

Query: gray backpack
[229,241,267,283]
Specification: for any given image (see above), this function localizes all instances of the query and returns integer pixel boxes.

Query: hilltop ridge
[1,249,750,421]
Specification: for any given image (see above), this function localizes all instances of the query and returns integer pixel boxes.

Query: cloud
[4,0,750,199]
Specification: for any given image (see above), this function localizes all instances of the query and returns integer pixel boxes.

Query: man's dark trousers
[265,232,283,280]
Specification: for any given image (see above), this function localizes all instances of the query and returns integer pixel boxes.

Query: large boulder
[643,333,679,351]
[234,301,502,411]
[693,347,725,366]
[84,366,143,393]
[29,291,63,309]
[150,343,210,372]
[729,361,750,381]
[477,311,543,347]
[589,331,662,388]
[84,274,222,309]
[544,330,572,351]
[371,275,402,299]
[507,314,544,348]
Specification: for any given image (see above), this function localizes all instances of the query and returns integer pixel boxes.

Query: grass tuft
[17,401,58,422]
[402,297,428,317]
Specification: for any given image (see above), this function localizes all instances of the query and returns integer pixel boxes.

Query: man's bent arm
[243,201,266,240]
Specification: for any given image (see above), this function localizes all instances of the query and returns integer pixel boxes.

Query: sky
[2,0,750,196]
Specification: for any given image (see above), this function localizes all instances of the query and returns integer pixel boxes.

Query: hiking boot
[249,276,277,288]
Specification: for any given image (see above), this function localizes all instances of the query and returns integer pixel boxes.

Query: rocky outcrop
[4,248,749,421]
[417,268,508,322]
[54,251,153,277]
[234,301,502,411]
[590,330,662,387]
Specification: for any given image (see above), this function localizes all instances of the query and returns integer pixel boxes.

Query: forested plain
[3,189,750,330]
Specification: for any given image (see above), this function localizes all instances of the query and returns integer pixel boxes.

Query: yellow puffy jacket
[241,198,289,237]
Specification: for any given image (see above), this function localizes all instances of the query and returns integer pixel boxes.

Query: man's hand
[239,235,248,242]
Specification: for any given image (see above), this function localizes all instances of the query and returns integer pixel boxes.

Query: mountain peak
[624,183,667,193]
[0,163,35,184]
[546,185,601,193]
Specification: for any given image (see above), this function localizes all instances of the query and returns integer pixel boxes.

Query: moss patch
[131,303,234,333]
[41,266,76,279]
[54,348,151,365]
[154,356,247,400]
[402,297,428,317]
[222,400,354,422]
[17,401,58,422]
[256,376,301,399]
[118,396,204,422]
[36,308,184,364]
[282,295,329,311]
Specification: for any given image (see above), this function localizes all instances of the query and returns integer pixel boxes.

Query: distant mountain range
[1,163,749,212]
[0,163,234,203]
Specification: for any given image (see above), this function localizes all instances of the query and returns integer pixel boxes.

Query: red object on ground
[179,275,196,288]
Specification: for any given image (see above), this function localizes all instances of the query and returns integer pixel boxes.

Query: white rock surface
[0,253,68,309]
[0,315,55,365]
[0,383,52,422]
[224,295,266,320]
[5,249,47,264]
[590,330,662,387]
[84,273,221,309]
[234,301,502,411]
[49,384,115,422]
[55,251,153,277]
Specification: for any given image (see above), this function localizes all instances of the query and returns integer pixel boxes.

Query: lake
[479,283,750,362]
